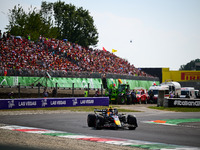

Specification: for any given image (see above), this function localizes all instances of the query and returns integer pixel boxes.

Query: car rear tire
[95,118,101,129]
[127,115,138,130]
[95,116,104,130]
[87,114,96,127]
[128,126,137,130]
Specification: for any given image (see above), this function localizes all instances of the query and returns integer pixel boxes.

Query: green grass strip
[130,144,181,149]
[148,106,200,112]
[42,133,78,136]
[164,118,200,125]
[0,105,140,112]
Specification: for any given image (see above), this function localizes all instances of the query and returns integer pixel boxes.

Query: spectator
[0,30,2,40]
[131,90,136,104]
[95,89,100,97]
[4,68,7,76]
[43,87,48,97]
[0,32,153,78]
[2,32,6,41]
[185,92,190,98]
[149,90,154,103]
[8,91,14,99]
[169,92,174,98]
[126,88,131,104]
[52,88,57,97]
[27,34,31,41]
[101,74,107,89]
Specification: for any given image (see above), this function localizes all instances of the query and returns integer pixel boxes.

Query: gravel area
[0,105,146,150]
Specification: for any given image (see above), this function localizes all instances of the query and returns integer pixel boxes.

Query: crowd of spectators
[0,31,153,78]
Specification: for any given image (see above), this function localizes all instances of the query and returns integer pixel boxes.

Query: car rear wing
[94,108,107,113]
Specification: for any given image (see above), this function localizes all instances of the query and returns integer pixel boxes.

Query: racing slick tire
[95,116,104,130]
[87,114,96,127]
[127,115,138,130]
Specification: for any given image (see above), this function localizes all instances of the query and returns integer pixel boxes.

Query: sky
[0,0,200,70]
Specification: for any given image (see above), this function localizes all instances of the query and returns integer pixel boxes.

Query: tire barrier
[0,97,109,109]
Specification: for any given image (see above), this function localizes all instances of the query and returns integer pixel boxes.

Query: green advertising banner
[0,76,159,90]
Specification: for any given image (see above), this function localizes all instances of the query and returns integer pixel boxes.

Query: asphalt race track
[0,106,200,148]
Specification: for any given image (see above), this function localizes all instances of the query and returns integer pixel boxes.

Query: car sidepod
[113,115,121,128]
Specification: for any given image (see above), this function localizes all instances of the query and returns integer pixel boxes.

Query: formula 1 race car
[87,107,138,130]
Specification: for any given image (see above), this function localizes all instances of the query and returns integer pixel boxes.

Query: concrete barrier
[0,97,109,109]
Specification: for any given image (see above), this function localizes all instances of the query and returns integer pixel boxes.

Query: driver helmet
[107,106,113,116]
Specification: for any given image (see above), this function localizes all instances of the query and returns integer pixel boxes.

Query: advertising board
[162,68,200,82]
[0,97,109,109]
[167,98,200,107]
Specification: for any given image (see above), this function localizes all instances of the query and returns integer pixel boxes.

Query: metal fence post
[18,82,20,98]
[38,82,40,97]
[101,84,103,97]
[88,83,90,97]
[72,83,74,97]
[56,82,58,97]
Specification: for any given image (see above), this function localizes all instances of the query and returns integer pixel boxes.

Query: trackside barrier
[0,76,159,89]
[163,98,200,107]
[0,97,109,109]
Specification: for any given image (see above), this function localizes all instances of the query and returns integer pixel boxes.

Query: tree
[53,1,98,47]
[179,58,200,70]
[40,1,59,39]
[6,1,99,47]
[40,1,53,25]
[6,4,55,41]
[6,4,27,36]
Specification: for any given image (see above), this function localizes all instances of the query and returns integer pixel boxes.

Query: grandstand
[0,33,154,77]
[0,33,159,98]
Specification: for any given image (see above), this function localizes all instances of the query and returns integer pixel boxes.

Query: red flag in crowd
[103,47,107,52]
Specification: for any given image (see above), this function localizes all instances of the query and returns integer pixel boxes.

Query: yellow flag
[112,49,117,52]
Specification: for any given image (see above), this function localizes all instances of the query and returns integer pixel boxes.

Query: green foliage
[6,4,54,41]
[6,1,99,47]
[149,106,200,112]
[40,1,53,24]
[179,58,200,70]
[6,5,27,36]
[53,1,98,47]
[0,106,140,112]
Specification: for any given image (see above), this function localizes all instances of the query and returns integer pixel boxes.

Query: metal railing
[0,82,104,98]
[0,68,159,81]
